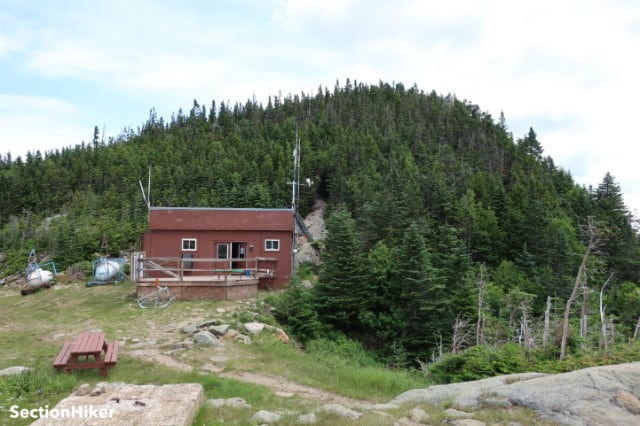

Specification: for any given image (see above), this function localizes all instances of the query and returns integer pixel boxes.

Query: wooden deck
[136,275,259,300]
[131,255,277,300]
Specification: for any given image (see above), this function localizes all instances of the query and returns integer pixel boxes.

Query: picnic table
[53,332,118,377]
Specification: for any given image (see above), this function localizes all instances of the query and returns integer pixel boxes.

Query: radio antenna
[138,165,151,209]
[291,129,301,212]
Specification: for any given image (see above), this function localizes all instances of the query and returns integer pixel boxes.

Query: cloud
[272,0,357,30]
[0,95,89,157]
[28,40,122,79]
[0,33,22,58]
[1,0,640,212]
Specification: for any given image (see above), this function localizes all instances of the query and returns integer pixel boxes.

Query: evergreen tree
[593,173,638,280]
[517,127,543,159]
[361,241,401,352]
[393,222,448,361]
[313,208,366,333]
[272,280,322,343]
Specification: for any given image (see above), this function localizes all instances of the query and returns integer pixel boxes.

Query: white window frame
[182,238,197,251]
[265,239,280,251]
[217,243,229,259]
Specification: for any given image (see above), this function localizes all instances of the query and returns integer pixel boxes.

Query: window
[217,243,229,259]
[265,239,280,251]
[182,238,197,251]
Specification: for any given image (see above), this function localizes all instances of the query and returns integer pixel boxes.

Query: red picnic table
[53,332,118,377]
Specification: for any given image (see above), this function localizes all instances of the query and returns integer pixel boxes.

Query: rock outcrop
[294,198,326,267]
[30,382,203,426]
[391,362,640,425]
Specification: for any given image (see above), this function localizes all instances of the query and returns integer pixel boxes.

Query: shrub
[270,280,322,343]
[426,344,535,384]
[305,335,379,368]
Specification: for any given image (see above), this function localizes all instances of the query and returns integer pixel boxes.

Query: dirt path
[218,370,371,407]
[125,346,371,408]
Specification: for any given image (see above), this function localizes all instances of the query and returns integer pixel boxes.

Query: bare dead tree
[452,315,472,355]
[432,332,444,363]
[519,300,534,349]
[579,272,590,352]
[609,315,615,348]
[543,296,552,348]
[506,288,535,348]
[599,272,615,352]
[560,218,600,360]
[476,264,486,346]
[634,316,640,339]
[415,358,429,375]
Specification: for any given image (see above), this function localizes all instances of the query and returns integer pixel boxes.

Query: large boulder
[30,383,203,426]
[391,373,547,408]
[250,409,281,423]
[244,322,265,334]
[295,242,321,266]
[0,366,33,376]
[391,362,640,425]
[193,331,223,347]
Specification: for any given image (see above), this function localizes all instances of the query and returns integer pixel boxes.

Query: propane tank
[94,259,123,281]
[27,268,53,287]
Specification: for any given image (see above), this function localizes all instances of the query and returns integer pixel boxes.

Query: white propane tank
[95,259,122,281]
[27,268,53,287]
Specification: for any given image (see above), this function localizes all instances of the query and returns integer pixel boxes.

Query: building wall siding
[142,208,293,289]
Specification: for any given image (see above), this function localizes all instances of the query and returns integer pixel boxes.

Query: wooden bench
[53,343,73,370]
[213,269,247,279]
[103,341,118,365]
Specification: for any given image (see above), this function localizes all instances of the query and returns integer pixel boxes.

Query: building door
[231,242,246,269]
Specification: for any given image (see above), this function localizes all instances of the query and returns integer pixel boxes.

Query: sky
[1,0,639,213]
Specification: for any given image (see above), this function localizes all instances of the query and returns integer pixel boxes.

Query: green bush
[427,340,640,384]
[493,342,536,374]
[305,335,379,368]
[270,280,322,343]
[426,344,535,384]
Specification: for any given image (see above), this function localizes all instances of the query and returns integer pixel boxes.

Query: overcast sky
[1,0,639,213]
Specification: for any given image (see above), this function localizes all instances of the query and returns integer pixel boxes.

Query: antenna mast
[291,129,301,213]
[290,129,302,281]
[138,165,152,209]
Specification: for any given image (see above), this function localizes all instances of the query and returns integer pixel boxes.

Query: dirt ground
[126,343,370,407]
[122,311,371,408]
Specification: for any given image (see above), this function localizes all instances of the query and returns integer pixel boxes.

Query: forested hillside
[1,80,639,367]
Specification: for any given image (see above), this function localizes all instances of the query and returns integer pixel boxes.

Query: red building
[137,207,294,295]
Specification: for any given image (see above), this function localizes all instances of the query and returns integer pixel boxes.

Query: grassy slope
[0,280,554,425]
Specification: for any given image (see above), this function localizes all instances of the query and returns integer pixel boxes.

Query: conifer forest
[2,80,639,372]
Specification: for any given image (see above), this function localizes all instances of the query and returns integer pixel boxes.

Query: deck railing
[130,253,277,282]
